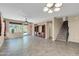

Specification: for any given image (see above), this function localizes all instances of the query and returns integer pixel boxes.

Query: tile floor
[0,35,79,56]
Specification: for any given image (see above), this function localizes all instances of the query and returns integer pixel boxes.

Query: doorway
[63,20,69,43]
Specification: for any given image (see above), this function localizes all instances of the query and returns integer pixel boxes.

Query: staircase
[56,21,69,42]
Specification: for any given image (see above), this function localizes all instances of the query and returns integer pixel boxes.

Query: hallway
[0,36,79,56]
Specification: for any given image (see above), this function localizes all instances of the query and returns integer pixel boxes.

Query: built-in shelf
[34,25,45,38]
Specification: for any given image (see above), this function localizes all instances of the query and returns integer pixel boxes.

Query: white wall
[47,21,52,39]
[52,18,54,41]
[45,22,48,39]
[32,24,35,36]
[68,16,79,43]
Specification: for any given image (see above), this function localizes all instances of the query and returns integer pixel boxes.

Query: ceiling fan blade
[24,17,33,24]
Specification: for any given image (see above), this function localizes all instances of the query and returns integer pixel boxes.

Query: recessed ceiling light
[48,9,53,13]
[55,3,62,7]
[46,3,54,8]
[54,8,60,12]
[43,7,49,12]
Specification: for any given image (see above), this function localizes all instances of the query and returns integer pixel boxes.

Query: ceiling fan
[24,17,32,25]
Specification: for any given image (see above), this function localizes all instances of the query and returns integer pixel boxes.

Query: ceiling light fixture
[43,3,63,13]
[43,7,49,12]
[48,9,53,13]
[23,17,32,25]
[46,3,54,8]
[54,8,60,12]
[55,3,63,7]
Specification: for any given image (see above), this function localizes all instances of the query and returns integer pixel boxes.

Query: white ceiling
[0,3,79,23]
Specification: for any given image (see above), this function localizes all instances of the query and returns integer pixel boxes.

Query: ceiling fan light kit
[43,3,63,13]
[23,17,32,25]
[43,7,49,12]
[48,9,53,13]
[46,3,54,8]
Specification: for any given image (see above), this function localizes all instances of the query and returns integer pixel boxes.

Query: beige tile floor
[0,36,79,56]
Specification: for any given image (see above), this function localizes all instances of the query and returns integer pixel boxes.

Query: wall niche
[34,24,45,38]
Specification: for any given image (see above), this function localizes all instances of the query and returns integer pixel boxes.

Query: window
[9,23,29,34]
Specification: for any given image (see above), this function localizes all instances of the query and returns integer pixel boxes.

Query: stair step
[56,38,66,41]
[57,36,66,38]
[58,33,66,34]
[56,39,66,42]
[57,35,66,37]
[57,38,65,39]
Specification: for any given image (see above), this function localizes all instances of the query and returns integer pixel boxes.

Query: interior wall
[45,22,48,39]
[43,18,55,41]
[54,17,63,40]
[68,16,79,43]
[47,21,52,39]
[52,18,54,40]
[0,13,4,47]
[49,22,52,37]
[32,24,35,36]
[28,24,32,35]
